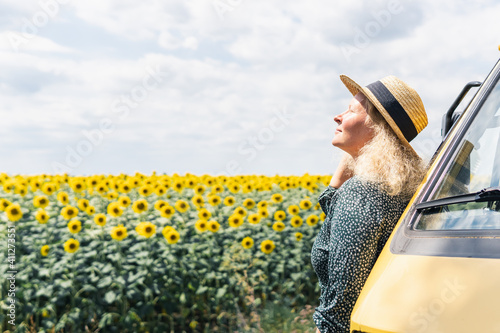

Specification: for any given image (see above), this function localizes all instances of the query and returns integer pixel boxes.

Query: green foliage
[0,175,325,332]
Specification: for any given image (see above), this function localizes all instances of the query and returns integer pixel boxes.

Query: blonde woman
[311,75,428,333]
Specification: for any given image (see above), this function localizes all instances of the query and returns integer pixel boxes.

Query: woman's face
[331,92,375,157]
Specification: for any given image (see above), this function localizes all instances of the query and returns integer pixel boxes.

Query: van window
[415,78,500,230]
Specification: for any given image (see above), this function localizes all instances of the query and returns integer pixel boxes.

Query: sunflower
[35,209,49,224]
[87,176,99,189]
[287,205,300,215]
[228,183,240,194]
[194,185,205,195]
[15,186,27,196]
[211,184,224,194]
[164,228,180,244]
[135,221,156,238]
[302,178,313,188]
[64,238,80,253]
[257,201,268,209]
[314,202,321,210]
[306,214,320,226]
[5,204,22,222]
[241,237,254,249]
[247,213,261,224]
[94,213,107,227]
[107,202,123,217]
[191,194,204,208]
[172,180,184,193]
[271,193,284,204]
[208,195,221,206]
[118,196,131,207]
[138,184,153,197]
[154,200,167,211]
[290,216,303,228]
[162,225,174,237]
[228,214,243,228]
[96,183,109,195]
[119,182,132,193]
[131,199,148,214]
[160,205,175,218]
[3,181,13,193]
[217,175,228,184]
[208,220,220,232]
[279,181,289,191]
[185,178,196,188]
[152,185,164,196]
[320,212,326,221]
[86,206,96,216]
[41,183,56,195]
[295,232,303,241]
[175,200,189,213]
[273,210,286,221]
[242,183,254,193]
[205,177,215,187]
[197,208,211,220]
[272,221,285,232]
[243,198,256,209]
[223,196,235,206]
[61,205,79,220]
[195,219,208,233]
[110,224,128,241]
[67,220,82,234]
[69,179,85,192]
[30,179,42,191]
[233,206,247,217]
[131,177,141,187]
[300,199,313,210]
[260,240,275,254]
[33,195,49,208]
[107,192,118,200]
[40,245,50,256]
[258,208,269,218]
[77,198,89,211]
[0,198,11,211]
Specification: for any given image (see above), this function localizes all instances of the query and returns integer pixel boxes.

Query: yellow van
[350,56,500,333]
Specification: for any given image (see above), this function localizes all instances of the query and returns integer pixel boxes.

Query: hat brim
[339,74,419,156]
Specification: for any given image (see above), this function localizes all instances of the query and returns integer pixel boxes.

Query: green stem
[117,241,127,318]
[116,241,123,271]
[71,254,76,310]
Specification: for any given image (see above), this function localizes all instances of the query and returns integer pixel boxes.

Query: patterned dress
[311,176,408,332]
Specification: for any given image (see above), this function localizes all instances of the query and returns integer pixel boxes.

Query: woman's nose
[334,113,342,124]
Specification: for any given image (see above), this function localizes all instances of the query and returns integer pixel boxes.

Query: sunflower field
[0,172,329,332]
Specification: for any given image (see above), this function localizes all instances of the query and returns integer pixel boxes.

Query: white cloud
[0,31,73,53]
[1,0,500,175]
[158,31,198,50]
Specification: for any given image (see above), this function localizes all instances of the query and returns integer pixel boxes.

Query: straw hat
[339,74,427,154]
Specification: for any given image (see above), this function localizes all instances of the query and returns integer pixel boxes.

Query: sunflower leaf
[196,286,208,295]
[215,287,227,299]
[104,291,117,304]
[97,276,113,289]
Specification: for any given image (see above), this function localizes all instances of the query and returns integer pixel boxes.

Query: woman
[311,75,428,332]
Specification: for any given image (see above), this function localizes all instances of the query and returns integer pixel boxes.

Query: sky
[0,0,499,176]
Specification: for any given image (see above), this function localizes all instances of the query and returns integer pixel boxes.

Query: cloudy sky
[0,0,499,176]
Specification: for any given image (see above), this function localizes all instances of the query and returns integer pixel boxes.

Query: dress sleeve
[318,186,337,216]
[314,185,386,332]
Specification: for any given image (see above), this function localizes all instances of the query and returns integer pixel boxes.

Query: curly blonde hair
[346,95,428,199]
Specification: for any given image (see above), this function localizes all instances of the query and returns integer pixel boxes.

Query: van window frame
[390,58,500,259]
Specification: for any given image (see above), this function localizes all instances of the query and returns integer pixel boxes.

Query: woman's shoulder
[340,176,407,205]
